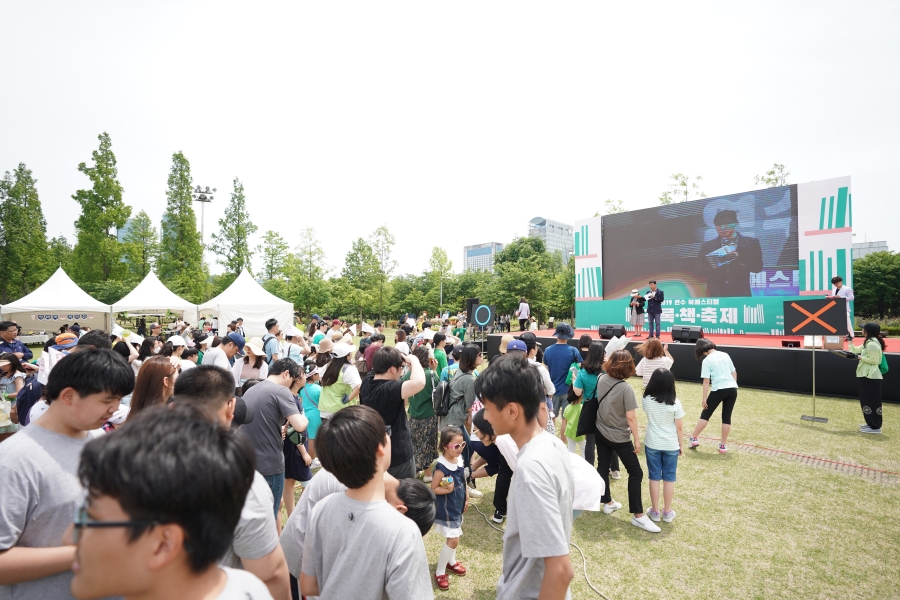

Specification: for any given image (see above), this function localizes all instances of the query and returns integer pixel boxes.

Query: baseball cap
[506,340,527,352]
[231,396,255,430]
[225,332,246,355]
[518,332,541,350]
[167,335,187,347]
[312,314,321,321]
[332,319,341,326]
[552,323,575,340]
[332,343,354,359]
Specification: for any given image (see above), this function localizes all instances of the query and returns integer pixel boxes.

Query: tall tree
[122,210,160,280]
[754,163,790,188]
[71,132,131,283]
[341,238,380,291]
[48,235,73,272]
[0,163,50,303]
[369,225,397,319]
[211,177,258,275]
[257,230,289,280]
[660,173,706,204]
[426,247,453,311]
[292,227,330,318]
[158,151,207,302]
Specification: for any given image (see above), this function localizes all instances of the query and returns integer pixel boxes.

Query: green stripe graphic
[837,249,846,283]
[819,198,826,230]
[809,251,815,289]
[799,259,807,292]
[828,196,835,229]
[836,187,848,228]
[818,250,824,290]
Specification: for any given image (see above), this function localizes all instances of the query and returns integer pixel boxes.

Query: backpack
[16,375,44,427]
[433,370,469,417]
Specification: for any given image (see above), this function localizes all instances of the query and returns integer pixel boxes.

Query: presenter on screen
[826,276,855,341]
[698,209,764,297]
[645,281,664,339]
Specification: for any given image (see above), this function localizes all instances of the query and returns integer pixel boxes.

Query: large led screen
[601,185,799,300]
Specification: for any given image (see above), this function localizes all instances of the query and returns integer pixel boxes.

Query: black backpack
[17,375,44,427]
[432,378,452,417]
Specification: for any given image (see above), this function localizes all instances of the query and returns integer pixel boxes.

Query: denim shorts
[645,447,679,482]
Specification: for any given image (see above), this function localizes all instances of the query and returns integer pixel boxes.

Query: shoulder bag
[576,378,623,437]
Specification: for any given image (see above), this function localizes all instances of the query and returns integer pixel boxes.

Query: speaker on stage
[596,324,626,339]
[471,304,495,329]
[671,326,704,343]
[465,298,480,320]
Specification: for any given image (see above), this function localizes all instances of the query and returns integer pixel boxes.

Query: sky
[1,1,898,277]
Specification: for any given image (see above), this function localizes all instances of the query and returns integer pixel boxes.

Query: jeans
[645,447,679,482]
[647,312,661,338]
[595,431,644,514]
[263,472,285,518]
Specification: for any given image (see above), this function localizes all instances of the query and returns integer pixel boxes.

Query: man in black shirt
[698,209,764,297]
[359,346,426,479]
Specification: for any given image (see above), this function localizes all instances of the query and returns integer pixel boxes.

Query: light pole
[439,264,444,315]
[191,185,216,244]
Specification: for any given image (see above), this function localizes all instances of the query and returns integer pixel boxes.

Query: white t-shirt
[216,566,273,599]
[516,302,530,319]
[394,341,410,355]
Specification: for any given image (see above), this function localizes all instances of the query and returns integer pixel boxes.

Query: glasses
[72,502,160,544]
[449,441,466,451]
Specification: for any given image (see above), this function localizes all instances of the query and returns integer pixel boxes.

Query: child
[641,368,684,523]
[431,425,469,591]
[561,386,585,456]
[470,409,512,524]
[689,339,738,453]
[300,360,323,467]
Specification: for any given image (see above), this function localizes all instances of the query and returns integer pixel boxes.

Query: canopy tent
[111,271,198,324]
[0,267,111,333]
[198,270,293,337]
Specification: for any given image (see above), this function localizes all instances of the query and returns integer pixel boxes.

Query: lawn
[286,377,900,600]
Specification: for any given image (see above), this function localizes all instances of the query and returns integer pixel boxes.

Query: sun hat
[167,335,187,347]
[552,322,575,340]
[506,340,527,352]
[361,322,375,334]
[498,334,516,354]
[244,337,265,357]
[317,337,335,354]
[331,343,354,359]
[630,289,639,296]
[197,335,214,347]
[224,332,246,355]
[0,360,10,369]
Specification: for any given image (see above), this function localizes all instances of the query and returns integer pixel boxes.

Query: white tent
[198,270,293,337]
[111,271,198,324]
[0,267,111,332]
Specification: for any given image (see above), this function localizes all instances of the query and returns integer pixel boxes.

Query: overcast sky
[2,1,897,277]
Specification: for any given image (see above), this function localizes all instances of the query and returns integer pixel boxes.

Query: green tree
[369,225,397,319]
[291,227,330,319]
[853,251,900,318]
[341,238,380,291]
[426,247,453,311]
[490,237,554,323]
[48,235,74,272]
[660,173,706,205]
[257,230,290,280]
[71,132,131,283]
[158,151,207,302]
[604,199,625,214]
[0,163,50,303]
[122,210,159,280]
[211,177,258,275]
[754,163,790,188]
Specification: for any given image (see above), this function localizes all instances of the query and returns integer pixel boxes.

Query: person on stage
[849,323,884,434]
[826,276,855,341]
[628,290,646,337]
[645,281,664,339]
[515,297,530,332]
[698,209,763,297]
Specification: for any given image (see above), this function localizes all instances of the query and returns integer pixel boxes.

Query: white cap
[331,343,354,359]
[167,335,187,347]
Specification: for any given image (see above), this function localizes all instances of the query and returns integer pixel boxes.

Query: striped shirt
[642,396,685,451]
[635,356,673,387]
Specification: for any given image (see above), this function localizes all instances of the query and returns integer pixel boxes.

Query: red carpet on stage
[530,330,900,353]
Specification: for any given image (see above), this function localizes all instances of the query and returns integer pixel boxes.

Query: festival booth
[198,269,293,337]
[0,267,111,335]
[111,271,199,327]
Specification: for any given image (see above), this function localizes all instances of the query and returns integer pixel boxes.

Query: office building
[852,240,889,260]
[464,242,504,273]
[528,216,574,262]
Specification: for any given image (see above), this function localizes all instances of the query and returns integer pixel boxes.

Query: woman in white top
[634,338,674,388]
[515,297,530,331]
[232,338,269,387]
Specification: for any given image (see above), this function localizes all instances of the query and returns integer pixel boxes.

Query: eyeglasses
[72,502,160,544]
[449,441,466,450]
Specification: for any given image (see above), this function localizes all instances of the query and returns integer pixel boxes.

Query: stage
[484,330,900,403]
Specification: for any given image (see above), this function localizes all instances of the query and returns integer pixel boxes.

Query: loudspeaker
[471,304,495,329]
[596,324,626,339]
[782,340,801,348]
[671,326,704,343]
[465,298,480,319]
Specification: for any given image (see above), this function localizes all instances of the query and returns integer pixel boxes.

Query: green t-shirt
[563,402,584,441]
[452,327,465,341]
[434,348,448,376]
[406,369,436,419]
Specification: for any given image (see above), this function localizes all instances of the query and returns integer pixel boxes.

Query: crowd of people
[0,307,889,599]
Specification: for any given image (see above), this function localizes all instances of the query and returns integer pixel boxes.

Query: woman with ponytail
[850,323,886,434]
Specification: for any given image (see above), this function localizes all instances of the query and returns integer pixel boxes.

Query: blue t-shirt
[543,343,581,395]
[262,334,280,364]
[700,351,738,391]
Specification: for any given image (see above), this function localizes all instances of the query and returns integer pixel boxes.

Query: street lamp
[191,185,216,244]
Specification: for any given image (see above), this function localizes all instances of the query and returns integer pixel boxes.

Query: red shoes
[446,561,467,576]
[434,574,450,591]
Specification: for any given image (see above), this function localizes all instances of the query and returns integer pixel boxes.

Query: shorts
[645,447,679,482]
[552,393,569,416]
[434,524,463,539]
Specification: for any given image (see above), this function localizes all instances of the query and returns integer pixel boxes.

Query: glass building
[464,242,505,272]
[528,216,574,262]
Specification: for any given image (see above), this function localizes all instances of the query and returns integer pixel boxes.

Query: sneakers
[662,510,677,522]
[446,561,467,576]
[310,458,321,469]
[467,485,483,498]
[689,437,700,448]
[646,508,661,522]
[610,470,621,480]
[860,426,883,434]
[434,574,450,591]
[492,510,506,523]
[632,514,661,533]
[603,501,622,514]
[718,444,727,453]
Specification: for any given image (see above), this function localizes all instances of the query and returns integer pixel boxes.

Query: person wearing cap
[364,333,386,372]
[312,321,329,345]
[328,319,343,338]
[149,322,162,338]
[0,321,32,362]
[542,323,579,422]
[849,323,886,434]
[194,332,214,362]
[0,353,28,439]
[160,334,188,361]
[318,343,363,419]
[283,326,308,364]
[233,337,270,388]
[202,332,245,370]
[826,275,856,340]
[628,289,646,337]
[698,208,764,297]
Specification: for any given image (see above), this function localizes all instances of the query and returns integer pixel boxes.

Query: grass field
[286,373,900,600]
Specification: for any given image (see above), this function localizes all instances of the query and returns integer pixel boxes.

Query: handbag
[576,379,623,437]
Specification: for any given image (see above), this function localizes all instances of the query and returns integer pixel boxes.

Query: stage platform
[484,329,900,403]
